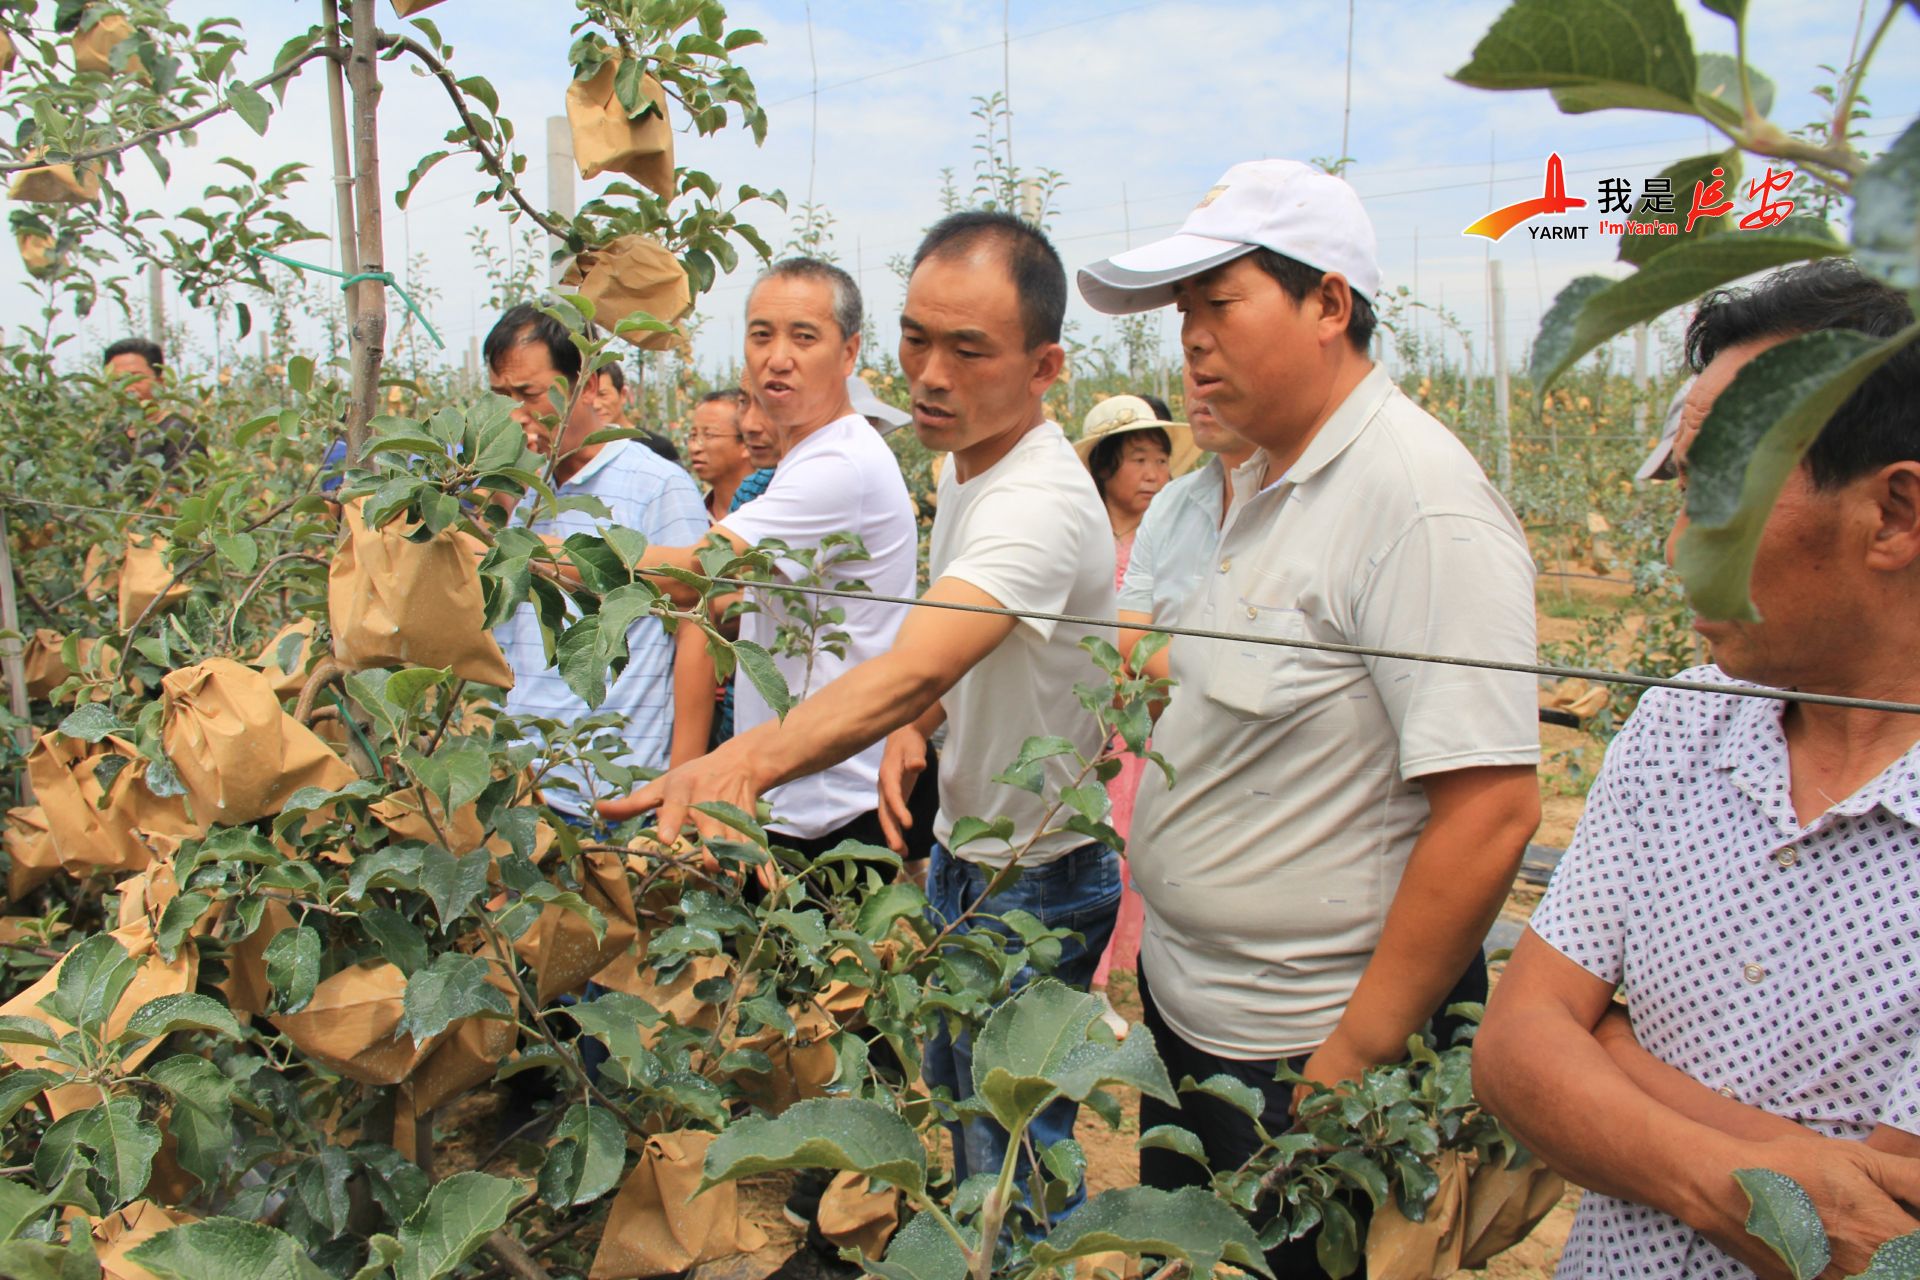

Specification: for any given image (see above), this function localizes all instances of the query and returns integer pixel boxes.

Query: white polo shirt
[720,413,916,839]
[1117,454,1231,623]
[1131,365,1539,1059]
[930,420,1115,867]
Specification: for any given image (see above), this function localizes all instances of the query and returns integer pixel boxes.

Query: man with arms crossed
[1078,160,1541,1272]
[1476,260,1920,1278]
[607,212,1118,1216]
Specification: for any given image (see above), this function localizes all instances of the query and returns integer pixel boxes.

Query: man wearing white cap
[1079,160,1542,1270]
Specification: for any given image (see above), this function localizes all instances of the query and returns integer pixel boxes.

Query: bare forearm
[669,625,717,768]
[1595,1008,1807,1143]
[739,652,948,793]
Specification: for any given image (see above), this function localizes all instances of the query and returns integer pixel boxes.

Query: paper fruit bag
[118,535,188,630]
[251,617,316,699]
[72,15,144,77]
[391,0,448,14]
[216,897,295,1019]
[0,919,197,1118]
[4,805,59,901]
[1364,1149,1468,1280]
[8,163,99,204]
[371,790,487,855]
[566,58,674,196]
[1460,1154,1565,1268]
[17,230,55,278]
[329,500,514,688]
[271,960,444,1085]
[561,235,690,352]
[817,1171,900,1260]
[161,658,357,825]
[93,1201,198,1280]
[522,852,640,1005]
[26,733,200,876]
[589,1130,767,1279]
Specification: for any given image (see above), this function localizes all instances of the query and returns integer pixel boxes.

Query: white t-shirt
[930,420,1115,867]
[720,414,916,838]
[1131,365,1540,1059]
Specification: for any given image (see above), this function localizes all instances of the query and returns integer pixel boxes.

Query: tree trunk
[344,0,387,462]
[324,0,361,437]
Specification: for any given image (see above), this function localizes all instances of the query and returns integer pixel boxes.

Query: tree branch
[0,46,335,175]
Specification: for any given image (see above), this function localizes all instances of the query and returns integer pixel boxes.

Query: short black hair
[1138,393,1173,422]
[698,388,747,412]
[1088,427,1172,497]
[1248,249,1378,354]
[1686,258,1919,490]
[483,303,583,382]
[103,337,163,369]
[749,257,862,340]
[604,360,626,392]
[910,210,1066,349]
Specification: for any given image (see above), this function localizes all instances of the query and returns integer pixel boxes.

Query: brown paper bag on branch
[566,58,673,196]
[17,231,56,278]
[329,500,514,688]
[24,632,118,702]
[0,919,197,1118]
[92,1200,199,1280]
[9,163,99,204]
[83,544,118,600]
[270,960,442,1086]
[27,734,201,877]
[1364,1150,1468,1280]
[730,1000,839,1114]
[521,852,640,1005]
[390,0,449,15]
[395,962,516,1162]
[817,1171,900,1259]
[588,1130,767,1279]
[161,658,357,825]
[4,805,60,901]
[1460,1155,1565,1269]
[251,617,316,699]
[216,897,295,1019]
[371,789,487,855]
[560,235,690,352]
[72,15,144,77]
[119,535,188,630]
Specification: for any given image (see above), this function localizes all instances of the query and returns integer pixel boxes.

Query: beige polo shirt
[1130,365,1539,1060]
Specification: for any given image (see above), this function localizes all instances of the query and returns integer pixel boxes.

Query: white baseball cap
[1077,159,1381,315]
[846,373,911,433]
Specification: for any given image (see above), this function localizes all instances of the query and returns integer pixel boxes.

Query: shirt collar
[559,436,628,491]
[1714,684,1920,828]
[1280,364,1395,487]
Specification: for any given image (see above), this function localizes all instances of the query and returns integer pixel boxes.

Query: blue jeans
[922,841,1122,1227]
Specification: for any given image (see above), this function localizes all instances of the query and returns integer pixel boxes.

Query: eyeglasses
[688,431,742,445]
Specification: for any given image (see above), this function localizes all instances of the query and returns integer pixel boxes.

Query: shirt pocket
[1204,601,1306,721]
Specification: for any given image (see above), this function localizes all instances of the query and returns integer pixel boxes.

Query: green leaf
[52,934,139,1033]
[946,815,1015,849]
[0,1177,50,1243]
[701,1098,927,1197]
[226,82,272,135]
[213,532,258,576]
[394,1171,527,1280]
[263,926,321,1012]
[287,356,313,393]
[0,1016,60,1047]
[1029,1186,1272,1279]
[0,1069,60,1125]
[349,1236,403,1280]
[971,980,1175,1132]
[1693,52,1773,124]
[1675,326,1920,619]
[295,1147,354,1238]
[1532,219,1845,390]
[1732,1168,1831,1280]
[537,1105,625,1209]
[1180,1073,1266,1124]
[361,907,430,977]
[0,1236,102,1280]
[1617,152,1741,268]
[123,994,243,1043]
[1853,116,1920,291]
[154,892,214,963]
[1327,1150,1392,1210]
[127,1217,330,1280]
[147,1056,234,1193]
[56,705,128,744]
[78,1097,160,1208]
[854,882,928,940]
[419,846,490,926]
[731,640,793,721]
[397,150,451,210]
[1317,1198,1362,1280]
[1450,0,1698,117]
[1851,1230,1920,1280]
[1135,1124,1208,1166]
[409,743,492,819]
[865,1211,968,1280]
[399,953,512,1045]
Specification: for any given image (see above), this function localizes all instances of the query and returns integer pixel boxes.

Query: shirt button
[1774,846,1799,869]
[1717,1085,1737,1099]
[1219,558,1232,573]
[1741,962,1766,985]
[1245,605,1258,620]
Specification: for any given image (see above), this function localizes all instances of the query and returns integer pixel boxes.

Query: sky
[7,0,1917,387]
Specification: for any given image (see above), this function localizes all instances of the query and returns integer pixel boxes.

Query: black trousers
[1136,954,1489,1278]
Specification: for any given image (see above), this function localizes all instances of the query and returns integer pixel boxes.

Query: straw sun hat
[1073,394,1200,479]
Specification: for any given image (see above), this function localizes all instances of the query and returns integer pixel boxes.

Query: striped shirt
[495,440,707,816]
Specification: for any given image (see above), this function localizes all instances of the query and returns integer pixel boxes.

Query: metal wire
[711,576,1920,718]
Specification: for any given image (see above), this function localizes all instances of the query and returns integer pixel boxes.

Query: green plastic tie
[250,247,445,350]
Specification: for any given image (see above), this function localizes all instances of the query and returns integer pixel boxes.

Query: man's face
[1174,255,1334,449]
[744,276,858,439]
[899,249,1061,454]
[1667,335,1851,685]
[489,340,600,459]
[739,396,780,468]
[106,352,159,403]
[593,373,629,425]
[686,399,751,484]
[1183,365,1247,457]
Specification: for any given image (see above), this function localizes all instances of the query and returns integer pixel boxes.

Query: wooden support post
[344,0,388,461]
[0,507,35,803]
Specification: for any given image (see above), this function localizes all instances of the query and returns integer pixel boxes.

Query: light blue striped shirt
[495,439,708,815]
